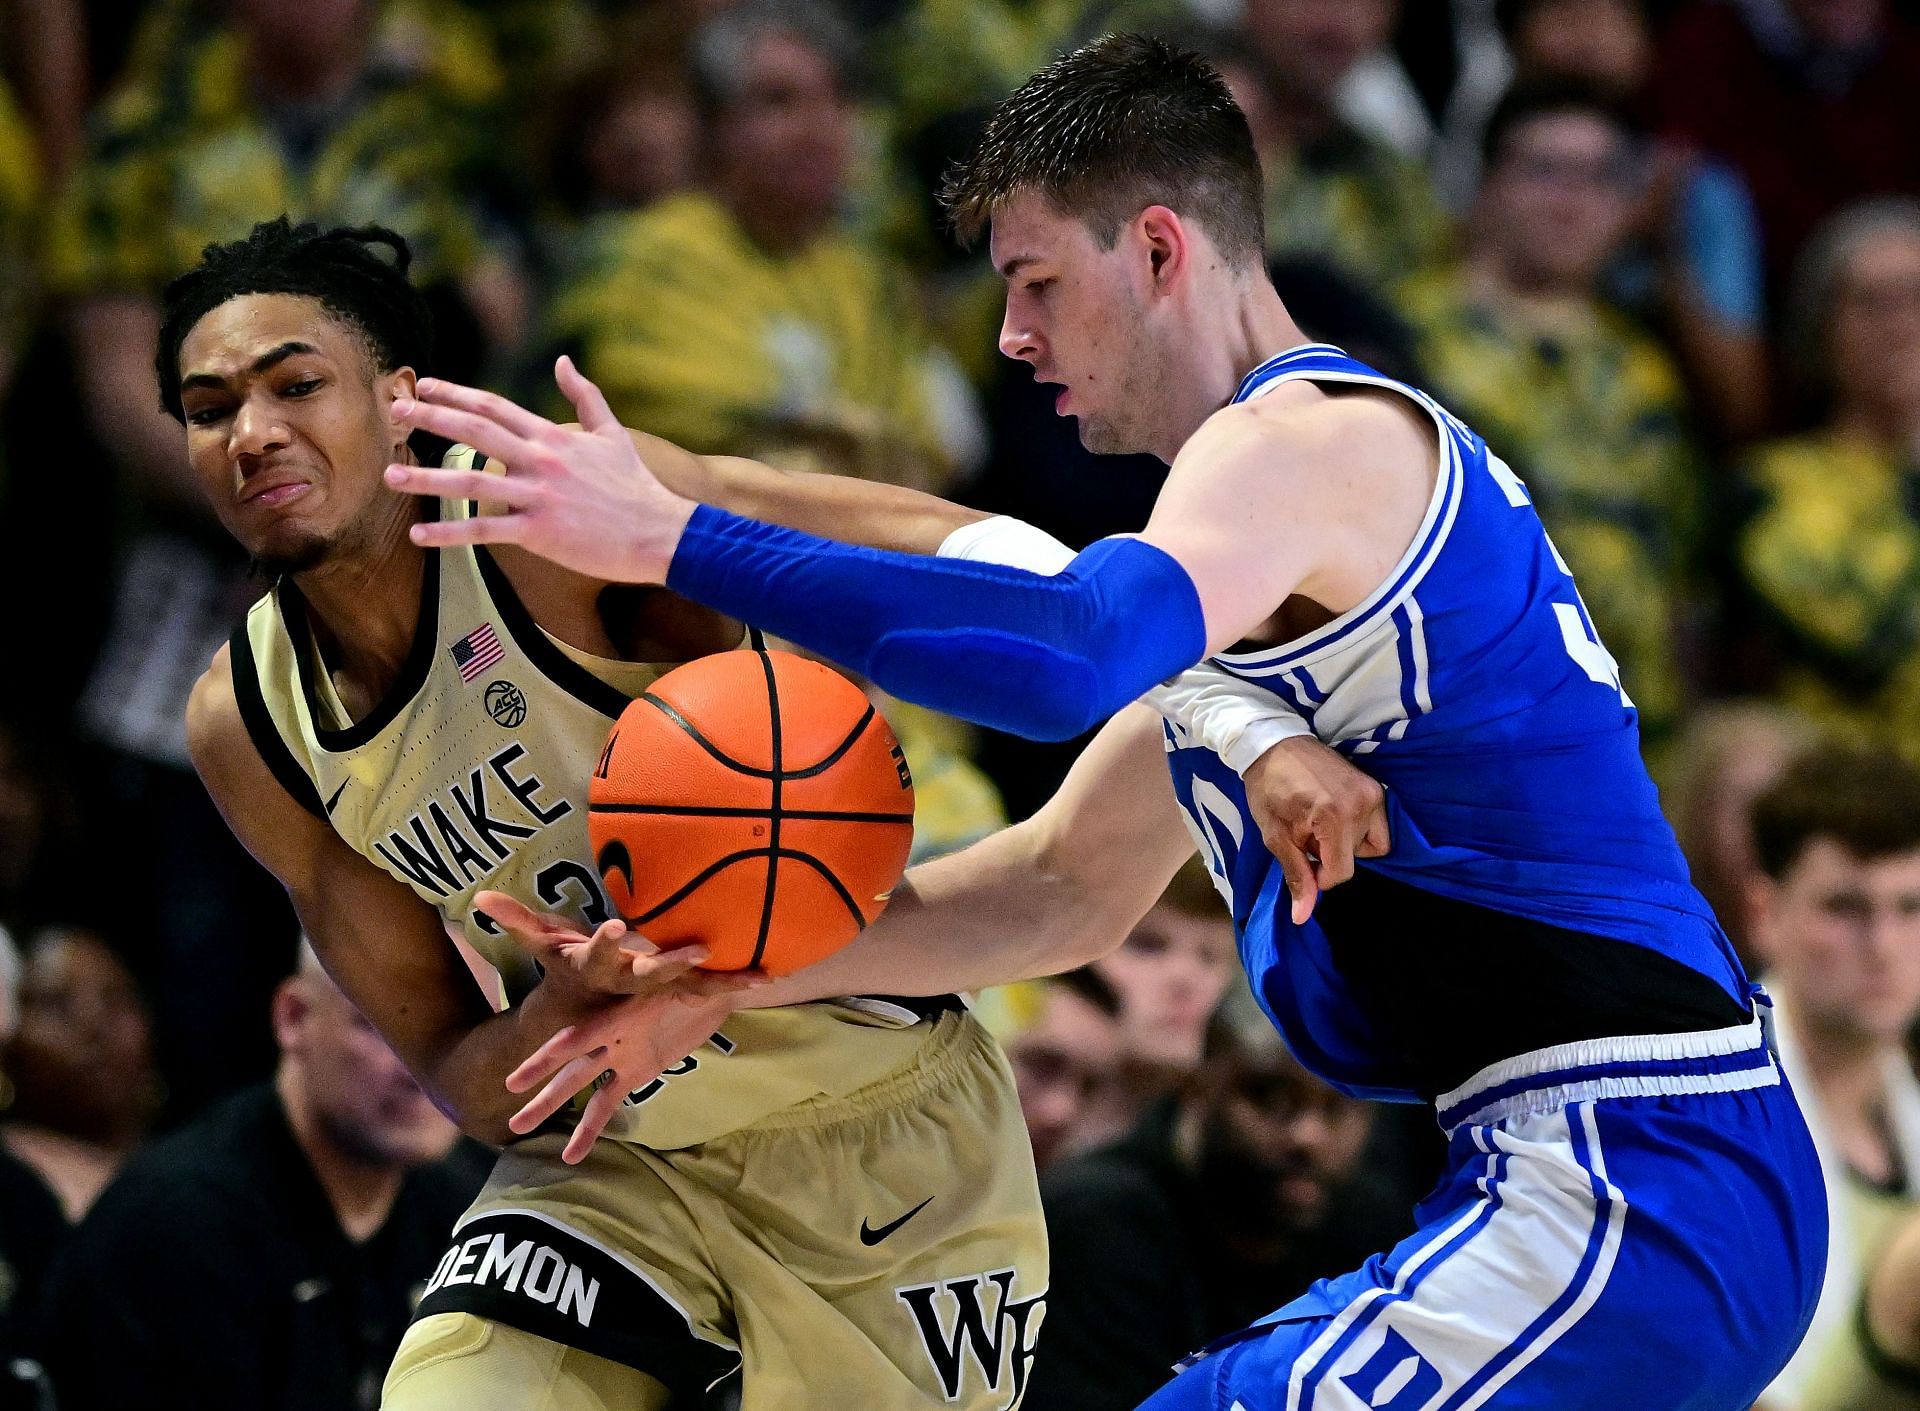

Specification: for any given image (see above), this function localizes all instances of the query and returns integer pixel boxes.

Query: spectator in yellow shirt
[544,0,980,493]
[1735,198,1920,753]
[1402,79,1705,748]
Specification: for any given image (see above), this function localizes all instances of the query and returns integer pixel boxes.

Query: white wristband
[1146,666,1315,776]
[936,516,1077,574]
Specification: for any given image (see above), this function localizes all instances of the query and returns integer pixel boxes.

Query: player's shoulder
[1190,378,1430,480]
[185,640,243,763]
[185,639,325,827]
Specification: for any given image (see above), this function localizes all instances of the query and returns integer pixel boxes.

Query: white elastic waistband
[1434,1012,1778,1135]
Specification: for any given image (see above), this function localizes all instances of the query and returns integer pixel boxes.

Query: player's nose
[997,309,1039,363]
[231,395,290,458]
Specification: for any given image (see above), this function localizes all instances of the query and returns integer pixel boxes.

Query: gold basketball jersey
[233,448,946,1150]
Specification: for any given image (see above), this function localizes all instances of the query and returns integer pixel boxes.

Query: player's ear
[1136,205,1189,293]
[383,367,420,457]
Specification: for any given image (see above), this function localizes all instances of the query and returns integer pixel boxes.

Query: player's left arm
[386,364,1367,741]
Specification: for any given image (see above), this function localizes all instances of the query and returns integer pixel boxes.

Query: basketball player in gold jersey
[173,219,1056,1410]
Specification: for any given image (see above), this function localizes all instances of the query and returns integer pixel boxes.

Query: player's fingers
[562,1079,626,1165]
[1270,834,1319,925]
[473,889,576,944]
[1359,808,1392,858]
[555,355,621,437]
[407,513,527,550]
[390,396,545,466]
[609,944,709,996]
[504,1025,590,1094]
[507,1049,605,1133]
[411,377,560,444]
[383,463,544,508]
[1314,810,1357,887]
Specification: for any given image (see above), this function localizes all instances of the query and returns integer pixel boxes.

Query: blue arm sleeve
[666,505,1208,740]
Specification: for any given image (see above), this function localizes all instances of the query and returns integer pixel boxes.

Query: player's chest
[318,688,611,920]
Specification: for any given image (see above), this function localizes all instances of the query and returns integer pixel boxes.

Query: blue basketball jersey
[1164,345,1748,1102]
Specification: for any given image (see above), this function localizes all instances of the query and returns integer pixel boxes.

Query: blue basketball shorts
[1139,1005,1827,1411]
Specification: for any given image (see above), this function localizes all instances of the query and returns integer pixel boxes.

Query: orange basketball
[587,649,915,974]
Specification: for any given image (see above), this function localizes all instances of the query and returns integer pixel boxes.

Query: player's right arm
[494,707,1202,1151]
[184,647,746,1146]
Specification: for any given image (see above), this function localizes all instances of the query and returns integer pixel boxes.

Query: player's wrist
[636,488,700,583]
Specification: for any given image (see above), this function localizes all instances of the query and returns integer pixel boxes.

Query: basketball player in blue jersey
[386,33,1828,1411]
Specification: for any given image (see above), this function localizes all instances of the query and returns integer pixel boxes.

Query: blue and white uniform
[1150,346,1824,1411]
[660,342,1827,1411]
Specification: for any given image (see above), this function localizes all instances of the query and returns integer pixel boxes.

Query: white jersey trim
[1214,368,1465,675]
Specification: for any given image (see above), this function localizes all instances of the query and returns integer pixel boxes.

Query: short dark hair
[1751,744,1920,880]
[1480,75,1639,171]
[156,217,434,421]
[940,33,1265,268]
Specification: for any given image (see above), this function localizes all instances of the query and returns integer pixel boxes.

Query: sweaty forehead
[179,292,365,377]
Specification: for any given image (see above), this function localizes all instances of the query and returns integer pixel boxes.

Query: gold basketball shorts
[384,1010,1048,1409]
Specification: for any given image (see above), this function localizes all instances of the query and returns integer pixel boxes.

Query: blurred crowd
[3,0,1920,1408]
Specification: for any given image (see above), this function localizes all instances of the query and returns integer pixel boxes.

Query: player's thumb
[556,355,619,435]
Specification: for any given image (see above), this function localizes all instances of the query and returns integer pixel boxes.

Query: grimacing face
[177,292,415,577]
[991,191,1178,457]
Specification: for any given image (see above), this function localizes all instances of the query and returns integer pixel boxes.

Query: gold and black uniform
[231,452,1047,1409]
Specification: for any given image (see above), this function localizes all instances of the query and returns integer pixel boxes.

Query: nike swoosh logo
[859,1196,933,1246]
[323,780,348,815]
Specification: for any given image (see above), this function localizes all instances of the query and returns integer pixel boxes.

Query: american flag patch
[450,623,504,682]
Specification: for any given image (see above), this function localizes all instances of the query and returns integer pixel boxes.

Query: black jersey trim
[413,1209,742,1397]
[275,499,444,753]
[227,622,327,819]
[472,545,632,720]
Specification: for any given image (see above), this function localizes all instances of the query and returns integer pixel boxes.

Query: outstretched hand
[472,890,770,1163]
[383,357,695,584]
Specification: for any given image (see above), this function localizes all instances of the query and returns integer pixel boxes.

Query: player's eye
[283,377,323,398]
[185,404,230,426]
[1025,279,1053,295]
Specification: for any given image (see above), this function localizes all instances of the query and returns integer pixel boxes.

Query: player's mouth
[240,474,314,509]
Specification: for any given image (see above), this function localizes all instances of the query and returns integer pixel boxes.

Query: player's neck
[1171,280,1307,454]
[292,498,428,701]
[276,1069,407,1246]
